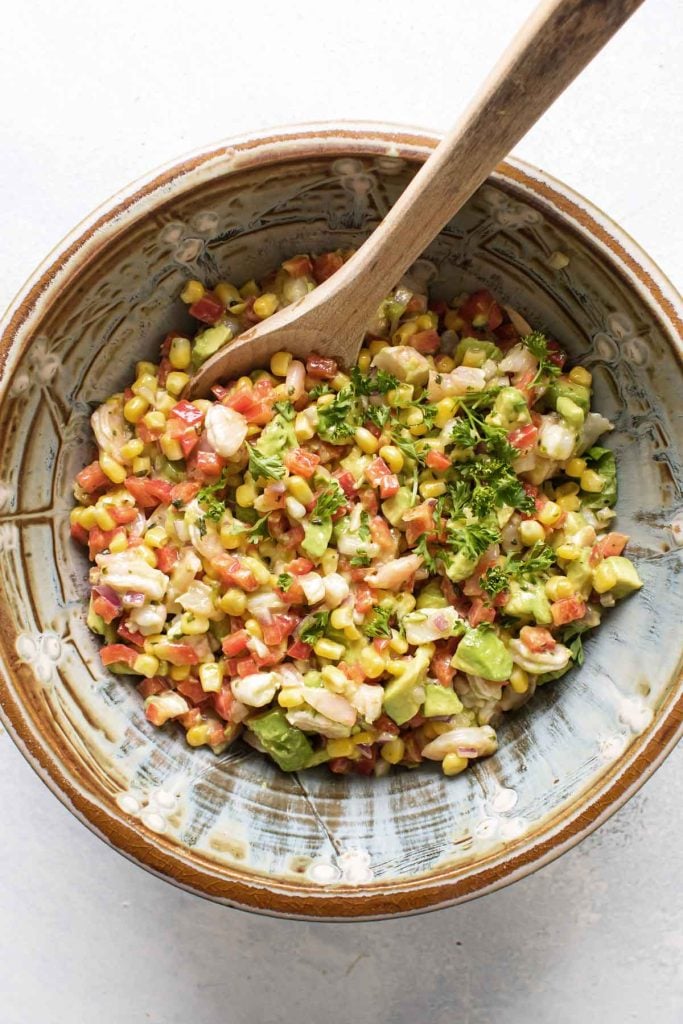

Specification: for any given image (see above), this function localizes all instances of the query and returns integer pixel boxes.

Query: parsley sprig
[247,444,285,480]
[523,331,562,384]
[299,611,330,646]
[363,605,393,638]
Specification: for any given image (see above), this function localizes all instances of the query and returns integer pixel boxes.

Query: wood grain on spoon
[187,0,644,399]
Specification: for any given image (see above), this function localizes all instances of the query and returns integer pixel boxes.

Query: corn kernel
[444,310,465,331]
[219,527,243,550]
[379,445,404,473]
[462,349,486,368]
[509,667,530,694]
[168,336,191,370]
[78,506,99,530]
[314,638,345,661]
[239,279,260,299]
[278,690,304,709]
[355,427,379,455]
[344,624,362,641]
[109,531,128,553]
[359,646,385,679]
[132,374,158,404]
[380,738,405,764]
[435,397,457,429]
[442,753,469,776]
[580,469,604,493]
[557,495,581,512]
[165,371,190,397]
[159,435,183,462]
[132,456,151,475]
[218,588,247,616]
[517,519,545,546]
[420,480,447,499]
[556,482,580,497]
[155,393,176,417]
[199,662,223,693]
[145,525,168,549]
[244,618,263,640]
[321,550,339,576]
[388,630,409,655]
[545,575,575,601]
[556,543,580,561]
[99,453,126,484]
[592,561,617,593]
[321,666,347,692]
[537,501,563,527]
[331,372,350,392]
[357,349,371,373]
[352,731,376,746]
[434,354,455,373]
[330,606,353,630]
[135,361,158,378]
[294,412,315,442]
[416,313,436,331]
[181,612,209,635]
[286,475,314,506]
[186,723,211,747]
[405,408,424,428]
[142,410,166,433]
[133,654,160,678]
[317,393,335,409]
[269,351,292,377]
[94,506,116,531]
[242,558,271,585]
[324,738,354,758]
[369,339,390,356]
[568,365,592,387]
[119,438,145,461]
[393,322,418,344]
[566,457,587,479]
[214,281,241,305]
[169,664,191,681]
[253,292,279,319]
[236,483,257,507]
[180,279,205,304]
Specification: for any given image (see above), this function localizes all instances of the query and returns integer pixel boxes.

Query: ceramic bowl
[0,123,681,920]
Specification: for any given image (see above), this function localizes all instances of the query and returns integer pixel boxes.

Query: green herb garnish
[247,444,286,480]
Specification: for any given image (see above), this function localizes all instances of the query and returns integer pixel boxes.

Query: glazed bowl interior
[0,126,681,919]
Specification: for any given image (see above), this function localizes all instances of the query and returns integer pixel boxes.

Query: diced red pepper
[124,476,173,508]
[156,545,179,574]
[76,461,109,494]
[426,450,451,472]
[170,480,201,506]
[222,630,250,657]
[213,556,260,592]
[335,471,357,499]
[508,423,539,450]
[117,622,146,647]
[306,354,338,380]
[212,685,235,721]
[520,625,556,652]
[110,505,139,525]
[88,527,115,559]
[379,474,399,499]
[176,677,210,705]
[287,639,312,660]
[365,457,391,488]
[92,588,122,624]
[408,328,441,354]
[235,657,258,677]
[100,644,138,668]
[161,643,200,666]
[282,255,313,278]
[551,597,587,626]
[169,399,205,426]
[137,677,166,699]
[284,448,320,478]
[403,500,437,546]
[312,251,344,283]
[188,293,224,324]
[193,450,225,480]
[458,289,503,330]
[70,522,89,545]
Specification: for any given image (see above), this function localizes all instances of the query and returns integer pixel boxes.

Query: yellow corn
[405,408,424,428]
[352,731,376,746]
[269,351,292,377]
[369,339,390,356]
[186,723,211,747]
[326,738,356,758]
[566,457,587,479]
[462,349,486,368]
[242,558,271,585]
[344,623,362,641]
[94,506,116,531]
[509,667,530,694]
[155,393,176,417]
[180,279,205,304]
[199,662,223,693]
[294,412,315,442]
[545,575,575,601]
[168,336,191,370]
[132,374,158,404]
[109,532,128,553]
[557,495,581,513]
[287,476,314,505]
[444,310,465,331]
[581,469,604,493]
[388,630,408,655]
[568,365,592,387]
[180,612,210,635]
[239,279,260,298]
[416,313,437,331]
[537,501,563,527]
[355,427,379,455]
[592,561,617,593]
[359,646,385,679]
[77,505,98,530]
[136,361,158,378]
[320,550,339,576]
[145,525,168,549]
[434,354,455,373]
[314,638,345,661]
[442,753,469,776]
[380,738,405,764]
[393,322,418,344]
[321,666,347,692]
[435,397,457,428]
[219,527,243,550]
[214,281,241,305]
[133,654,160,678]
[170,664,191,681]
[236,483,257,507]
[379,445,404,473]
[132,456,151,475]
[120,438,145,461]
[99,453,126,484]
[518,519,546,546]
[253,292,279,319]
[420,480,447,499]
[278,690,304,709]
[218,588,247,616]
[556,543,580,561]
[330,606,353,630]
[165,371,190,397]
[244,618,263,640]
[142,410,166,433]
[556,482,580,497]
[160,435,183,462]
[357,349,371,373]
[316,393,335,410]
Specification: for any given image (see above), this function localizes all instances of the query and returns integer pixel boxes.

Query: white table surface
[0,2,681,1021]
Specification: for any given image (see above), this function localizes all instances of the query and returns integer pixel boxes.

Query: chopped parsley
[523,331,561,383]
[316,387,357,443]
[311,483,346,522]
[480,543,556,596]
[247,444,285,480]
[445,521,500,563]
[363,605,392,638]
[277,572,294,591]
[273,400,296,421]
[197,471,229,521]
[350,551,372,568]
[299,611,330,646]
[358,511,371,542]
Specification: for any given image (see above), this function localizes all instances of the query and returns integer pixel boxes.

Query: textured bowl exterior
[0,124,681,919]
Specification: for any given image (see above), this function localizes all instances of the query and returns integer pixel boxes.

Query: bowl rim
[0,120,681,921]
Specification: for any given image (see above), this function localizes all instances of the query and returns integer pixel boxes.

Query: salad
[71,251,642,777]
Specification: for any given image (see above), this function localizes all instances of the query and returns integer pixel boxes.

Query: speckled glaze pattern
[0,125,681,919]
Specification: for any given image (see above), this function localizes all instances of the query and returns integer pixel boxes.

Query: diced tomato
[283,524,305,549]
[160,331,180,358]
[70,522,88,545]
[468,596,496,626]
[373,637,390,654]
[156,545,179,574]
[169,399,205,426]
[235,657,258,677]
[306,354,338,380]
[225,386,254,415]
[284,448,320,478]
[405,294,428,315]
[590,532,628,565]
[312,251,344,283]
[88,527,115,559]
[431,646,456,687]
[403,500,436,546]
[170,481,201,506]
[176,677,209,705]
[109,505,138,525]
[262,614,300,646]
[212,685,235,721]
[76,461,109,494]
[508,423,539,450]
[100,644,138,668]
[286,557,314,575]
[408,328,441,354]
[379,473,399,499]
[374,714,400,736]
[359,489,379,515]
[426,450,451,472]
[353,746,377,776]
[161,643,200,666]
[124,476,173,508]
[459,289,503,330]
[135,422,157,445]
[354,584,374,615]
[252,643,287,669]
[275,579,305,605]
[287,639,312,660]
[370,516,394,551]
[91,587,121,624]
[213,556,260,592]
[222,630,250,657]
[401,734,423,764]
[551,596,587,626]
[282,254,313,278]
[335,471,357,499]
[223,387,274,426]
[137,677,166,699]
[188,293,224,324]
[515,369,539,406]
[366,457,391,487]
[117,622,146,647]
[158,357,172,387]
[328,757,351,774]
[520,625,556,652]
[194,450,225,480]
[178,707,202,730]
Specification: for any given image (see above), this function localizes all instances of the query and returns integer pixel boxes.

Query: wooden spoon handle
[327,0,644,331]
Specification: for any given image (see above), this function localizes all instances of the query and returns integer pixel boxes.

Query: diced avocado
[192,324,232,366]
[87,600,106,636]
[504,581,553,624]
[382,646,431,725]
[556,395,585,430]
[301,519,333,560]
[546,379,591,415]
[256,413,296,456]
[157,454,186,483]
[416,579,449,609]
[382,486,414,528]
[486,386,531,430]
[339,450,370,483]
[581,447,617,509]
[423,684,463,717]
[444,550,479,583]
[455,336,502,367]
[567,549,593,598]
[387,383,415,408]
[248,708,314,772]
[452,627,513,682]
[601,556,643,599]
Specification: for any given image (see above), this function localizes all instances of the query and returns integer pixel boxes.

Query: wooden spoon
[187,0,643,399]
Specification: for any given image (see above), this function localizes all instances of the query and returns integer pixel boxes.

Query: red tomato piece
[137,677,166,699]
[212,685,235,721]
[162,643,200,666]
[156,545,179,574]
[262,614,300,646]
[286,557,315,575]
[282,255,313,278]
[408,328,441,354]
[551,596,587,626]
[235,657,258,677]
[188,293,224,324]
[176,678,209,705]
[194,450,225,480]
[312,251,344,283]
[431,647,456,687]
[124,476,173,508]
[365,457,391,487]
[221,630,250,657]
[459,289,503,330]
[213,556,260,592]
[91,587,121,624]
[70,522,88,546]
[169,399,205,426]
[100,644,138,668]
[109,505,138,525]
[374,714,400,736]
[335,471,358,498]
[354,584,374,615]
[508,424,539,450]
[359,489,379,515]
[370,516,394,550]
[287,639,312,660]
[403,500,437,546]
[379,473,399,499]
[468,597,496,627]
[425,450,451,472]
[590,532,628,565]
[75,461,109,494]
[520,625,557,652]
[170,481,201,506]
[178,707,203,730]
[88,527,115,559]
[284,448,320,478]
[306,354,338,380]
[116,623,146,647]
